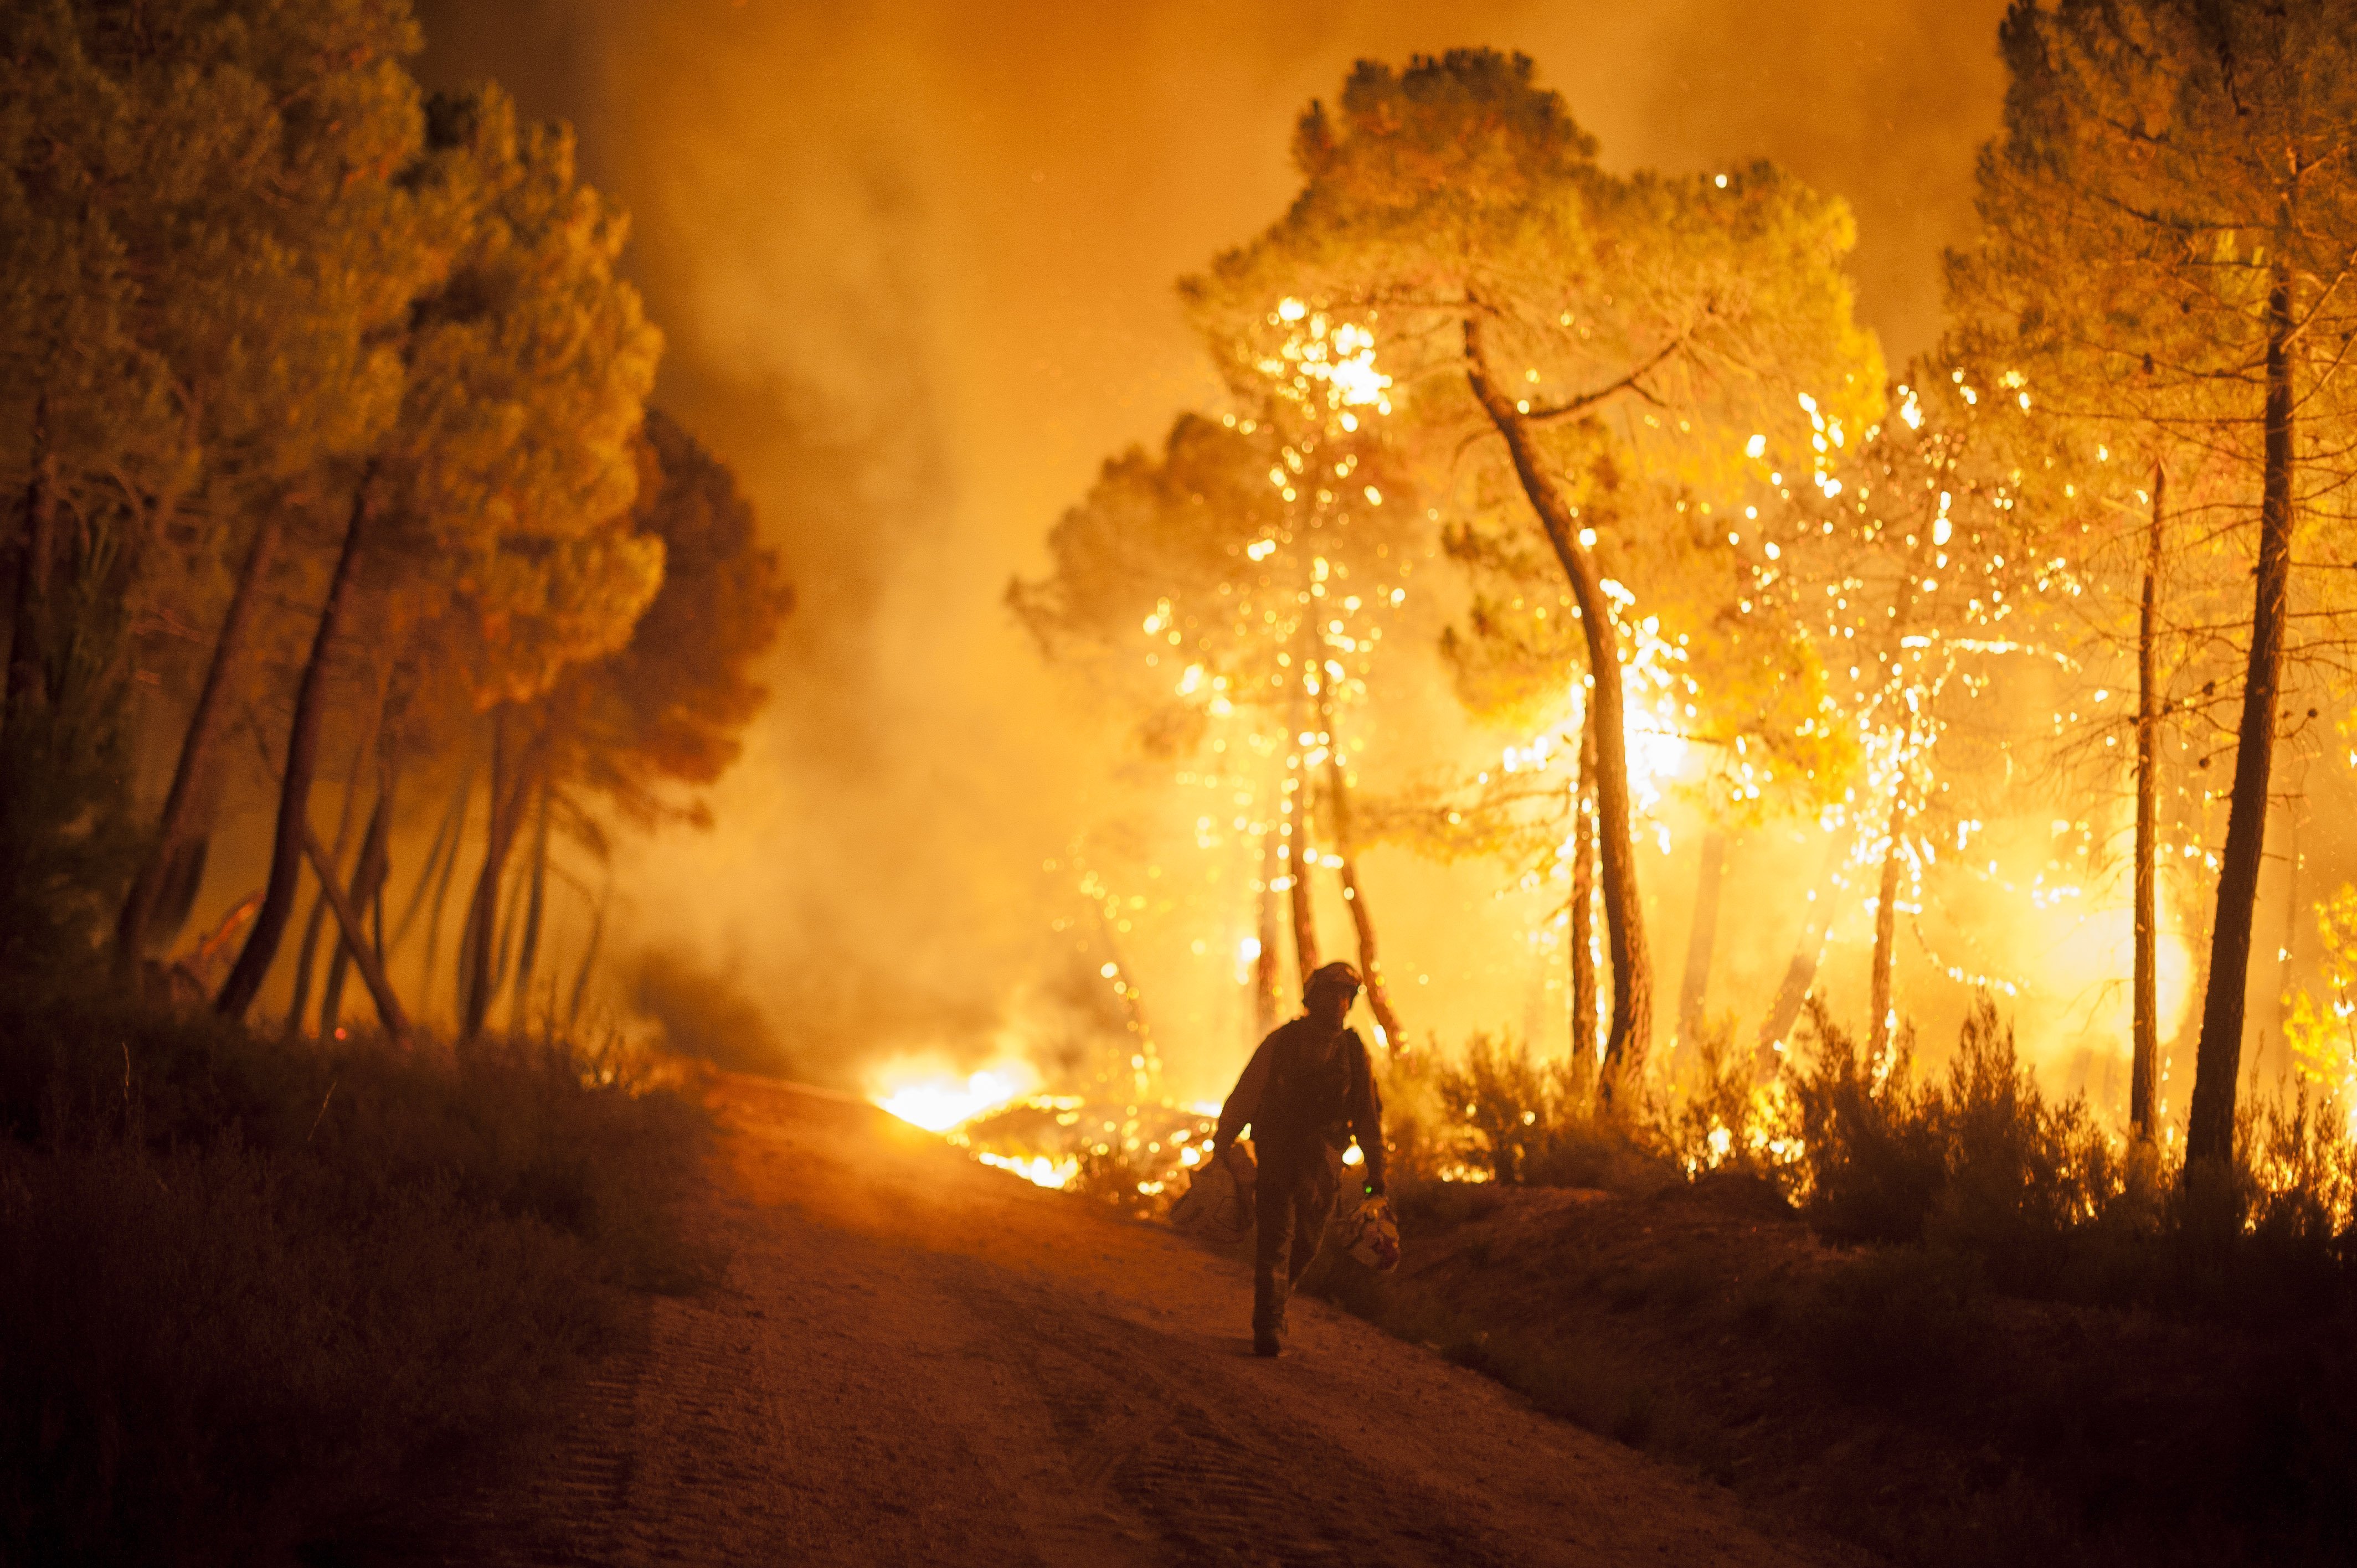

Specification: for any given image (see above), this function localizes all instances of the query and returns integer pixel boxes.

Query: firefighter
[1211,960,1387,1358]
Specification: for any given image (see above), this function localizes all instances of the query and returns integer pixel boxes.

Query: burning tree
[1952,0,2357,1180]
[1742,374,2062,1067]
[1426,445,1854,1080]
[1185,49,1883,1104]
[1012,337,1432,1051]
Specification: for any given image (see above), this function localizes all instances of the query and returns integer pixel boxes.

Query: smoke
[414,0,2071,1103]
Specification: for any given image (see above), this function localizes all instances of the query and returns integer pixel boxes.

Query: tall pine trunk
[2131,463,2165,1141]
[1253,828,1282,1038]
[1569,706,1599,1079]
[392,758,470,952]
[508,784,550,1029]
[288,728,372,1032]
[4,399,55,726]
[1465,315,1650,1105]
[116,513,284,970]
[459,709,541,1043]
[1284,698,1321,988]
[1758,834,1846,1067]
[321,752,397,1035]
[1315,687,1406,1051]
[1868,788,1908,1059]
[2187,266,2297,1173]
[296,823,406,1039]
[1677,828,1730,1055]
[216,482,372,1022]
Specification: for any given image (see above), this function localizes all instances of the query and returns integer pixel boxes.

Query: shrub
[1655,1018,1805,1186]
[1924,999,2121,1292]
[1433,1031,1562,1183]
[1425,1033,1671,1193]
[1787,1002,1947,1245]
[0,997,708,1565]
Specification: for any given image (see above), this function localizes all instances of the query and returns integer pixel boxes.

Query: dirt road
[423,1075,1837,1566]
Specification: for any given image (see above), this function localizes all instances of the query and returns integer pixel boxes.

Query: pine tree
[1186,49,1882,1102]
[1951,0,2357,1177]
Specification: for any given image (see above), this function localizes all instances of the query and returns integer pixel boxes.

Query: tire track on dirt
[374,1075,1845,1567]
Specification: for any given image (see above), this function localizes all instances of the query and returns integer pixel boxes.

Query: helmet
[1303,961,1364,1007]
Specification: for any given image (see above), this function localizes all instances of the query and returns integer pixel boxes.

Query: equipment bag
[1168,1141,1256,1249]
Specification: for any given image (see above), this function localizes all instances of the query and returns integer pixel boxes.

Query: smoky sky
[414,0,2014,1089]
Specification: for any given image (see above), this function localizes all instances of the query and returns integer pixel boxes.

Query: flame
[869,1059,1038,1132]
[976,1151,1080,1189]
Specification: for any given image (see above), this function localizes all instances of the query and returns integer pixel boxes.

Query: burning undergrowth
[949,1095,1219,1215]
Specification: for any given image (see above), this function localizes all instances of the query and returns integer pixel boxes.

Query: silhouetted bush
[1424,1032,1672,1193]
[0,996,709,1566]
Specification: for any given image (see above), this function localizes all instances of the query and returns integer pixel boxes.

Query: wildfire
[869,1060,1038,1132]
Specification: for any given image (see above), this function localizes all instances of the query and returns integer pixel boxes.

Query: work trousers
[1252,1142,1339,1339]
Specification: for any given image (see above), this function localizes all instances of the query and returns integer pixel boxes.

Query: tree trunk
[2187,266,2297,1173]
[297,823,407,1039]
[288,730,372,1033]
[2130,463,2164,1141]
[567,895,605,1029]
[1464,314,1650,1105]
[457,710,511,1043]
[1284,749,1321,991]
[1758,834,1846,1067]
[1869,788,1907,1060]
[1571,705,1598,1080]
[509,783,550,1029]
[1677,827,1730,1055]
[393,759,471,952]
[1318,713,1406,1051]
[321,754,396,1035]
[1253,828,1282,1038]
[417,764,478,1019]
[5,400,55,726]
[459,708,542,1043]
[216,480,373,1022]
[116,513,284,970]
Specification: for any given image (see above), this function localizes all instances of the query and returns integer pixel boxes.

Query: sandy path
[418,1074,1838,1566]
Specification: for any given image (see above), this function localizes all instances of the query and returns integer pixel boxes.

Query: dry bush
[0,996,709,1566]
[1424,1033,1671,1193]
[1654,1018,1804,1187]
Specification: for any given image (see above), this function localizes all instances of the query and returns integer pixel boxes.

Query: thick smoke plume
[416,0,2045,1100]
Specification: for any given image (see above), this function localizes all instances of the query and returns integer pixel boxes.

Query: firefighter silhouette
[1211,961,1387,1357]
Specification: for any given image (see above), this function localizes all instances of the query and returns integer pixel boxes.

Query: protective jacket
[1214,1018,1386,1194]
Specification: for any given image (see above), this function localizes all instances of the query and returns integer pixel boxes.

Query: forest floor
[354,1074,1851,1568]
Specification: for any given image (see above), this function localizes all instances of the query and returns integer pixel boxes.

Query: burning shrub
[1427,1033,1670,1192]
[955,1094,1215,1213]
[2246,1080,2357,1245]
[1656,1019,1805,1187]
